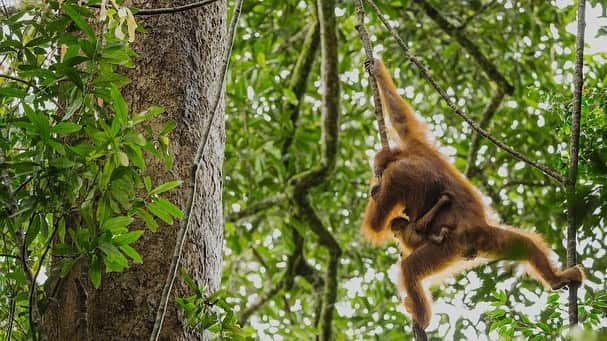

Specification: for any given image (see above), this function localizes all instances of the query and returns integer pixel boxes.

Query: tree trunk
[42,1,226,340]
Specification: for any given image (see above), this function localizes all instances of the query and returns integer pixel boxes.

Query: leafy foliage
[0,0,182,337]
[176,268,253,340]
[222,0,607,339]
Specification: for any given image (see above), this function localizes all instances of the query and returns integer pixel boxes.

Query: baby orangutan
[361,59,584,330]
[388,192,454,247]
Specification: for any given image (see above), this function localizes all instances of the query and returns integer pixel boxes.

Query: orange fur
[361,59,584,329]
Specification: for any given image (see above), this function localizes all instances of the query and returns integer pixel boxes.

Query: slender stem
[91,0,221,16]
[149,1,243,340]
[6,295,15,341]
[136,0,220,15]
[281,17,321,160]
[364,0,566,185]
[0,253,19,259]
[291,1,342,339]
[28,221,60,333]
[465,89,505,177]
[0,149,41,340]
[0,73,64,111]
[567,0,586,326]
[237,278,285,326]
[226,194,287,222]
[353,0,389,148]
[458,0,499,29]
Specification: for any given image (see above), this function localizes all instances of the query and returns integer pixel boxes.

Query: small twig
[226,194,287,222]
[0,73,32,86]
[365,0,566,185]
[135,0,220,15]
[465,89,505,177]
[150,1,243,340]
[237,277,285,326]
[90,0,220,16]
[251,247,269,270]
[0,73,64,111]
[13,176,33,194]
[567,0,586,326]
[28,220,60,330]
[458,0,499,29]
[353,0,389,148]
[0,0,9,18]
[498,180,550,191]
[6,294,15,341]
[0,253,19,259]
[281,17,320,160]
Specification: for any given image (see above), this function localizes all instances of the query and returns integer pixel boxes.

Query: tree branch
[0,73,64,111]
[413,0,513,95]
[91,0,221,16]
[465,89,505,177]
[236,11,326,328]
[287,1,342,339]
[281,17,320,160]
[237,277,285,326]
[354,0,389,148]
[149,0,243,340]
[6,295,15,341]
[226,194,287,222]
[458,0,499,30]
[0,253,18,259]
[364,0,566,185]
[411,0,514,178]
[567,0,586,326]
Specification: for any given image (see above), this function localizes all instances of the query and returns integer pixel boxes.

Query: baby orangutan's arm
[411,192,451,234]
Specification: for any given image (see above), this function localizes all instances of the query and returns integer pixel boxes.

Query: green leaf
[25,215,41,247]
[110,85,128,124]
[125,145,145,169]
[537,322,551,333]
[132,106,164,124]
[124,132,146,146]
[155,198,184,219]
[160,120,177,135]
[0,86,27,98]
[179,267,198,291]
[136,208,158,232]
[119,244,143,264]
[99,242,129,272]
[149,180,183,195]
[146,201,174,225]
[51,122,81,135]
[62,4,96,41]
[68,143,94,157]
[116,151,129,167]
[143,176,152,192]
[89,255,101,288]
[63,94,84,121]
[283,88,298,105]
[100,158,114,189]
[101,216,134,231]
[113,230,144,245]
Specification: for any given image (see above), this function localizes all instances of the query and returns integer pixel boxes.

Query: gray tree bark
[42,1,226,340]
